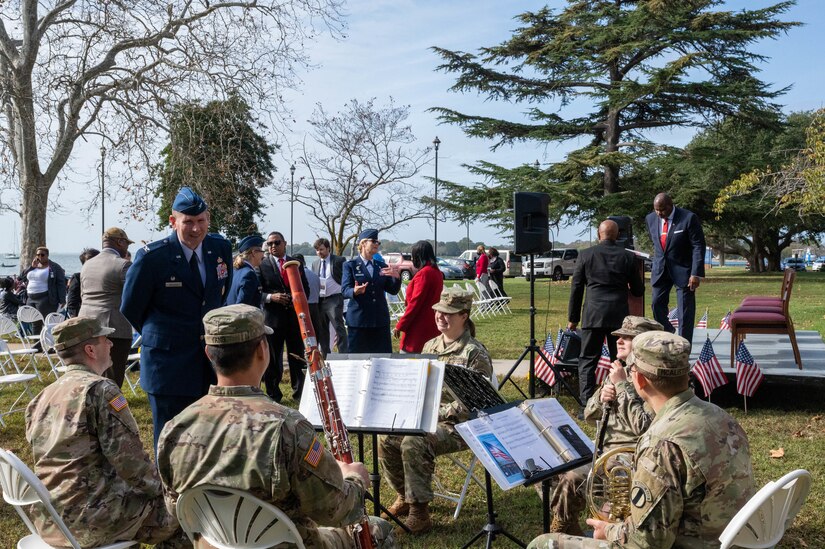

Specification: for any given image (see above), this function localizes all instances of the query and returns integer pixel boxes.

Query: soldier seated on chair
[157,304,395,549]
[527,331,754,549]
[379,287,493,535]
[25,316,187,548]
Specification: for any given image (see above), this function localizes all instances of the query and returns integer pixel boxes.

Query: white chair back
[45,312,65,326]
[718,469,811,549]
[16,305,44,324]
[176,484,306,549]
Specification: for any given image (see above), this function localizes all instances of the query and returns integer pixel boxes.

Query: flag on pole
[720,311,731,331]
[692,337,728,395]
[594,338,613,385]
[549,329,565,366]
[735,342,764,397]
[697,309,708,329]
[535,332,557,386]
[667,308,680,329]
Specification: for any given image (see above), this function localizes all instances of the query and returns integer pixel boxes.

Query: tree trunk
[18,173,49,273]
[603,108,620,195]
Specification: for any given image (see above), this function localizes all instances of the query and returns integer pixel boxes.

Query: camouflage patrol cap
[611,316,664,338]
[52,317,115,351]
[203,304,273,345]
[627,331,691,377]
[432,286,473,314]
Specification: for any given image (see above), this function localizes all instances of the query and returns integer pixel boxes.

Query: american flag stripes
[720,311,731,331]
[667,308,680,329]
[594,338,613,385]
[692,337,728,395]
[535,331,558,387]
[697,309,708,329]
[735,342,765,397]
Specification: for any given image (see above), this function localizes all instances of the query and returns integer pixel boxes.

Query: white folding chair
[719,469,811,549]
[386,292,405,321]
[123,335,142,396]
[16,305,45,348]
[0,449,137,548]
[469,282,498,318]
[433,372,500,519]
[44,312,65,326]
[1,314,27,345]
[176,484,306,549]
[0,343,38,427]
[487,279,512,314]
[39,325,65,378]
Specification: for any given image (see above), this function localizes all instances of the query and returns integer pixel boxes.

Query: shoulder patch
[631,482,652,508]
[109,394,128,412]
[304,436,323,468]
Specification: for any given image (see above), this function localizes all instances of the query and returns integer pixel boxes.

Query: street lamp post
[290,164,296,255]
[433,136,440,256]
[100,146,106,231]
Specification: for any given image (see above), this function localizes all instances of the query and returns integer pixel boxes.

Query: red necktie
[660,219,668,251]
[279,257,290,290]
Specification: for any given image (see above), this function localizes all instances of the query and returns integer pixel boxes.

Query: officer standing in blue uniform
[121,187,233,450]
[226,234,265,307]
[341,229,402,353]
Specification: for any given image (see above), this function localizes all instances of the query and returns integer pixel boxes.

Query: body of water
[1,252,85,277]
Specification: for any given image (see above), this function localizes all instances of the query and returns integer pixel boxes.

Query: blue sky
[2,0,823,254]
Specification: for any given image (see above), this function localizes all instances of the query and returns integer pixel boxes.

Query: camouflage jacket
[603,390,754,549]
[583,364,653,449]
[25,364,164,547]
[157,385,367,549]
[422,329,493,428]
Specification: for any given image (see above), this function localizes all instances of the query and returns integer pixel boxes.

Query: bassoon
[282,260,376,549]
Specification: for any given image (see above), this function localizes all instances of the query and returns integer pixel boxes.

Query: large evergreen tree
[155,94,276,240]
[432,0,798,227]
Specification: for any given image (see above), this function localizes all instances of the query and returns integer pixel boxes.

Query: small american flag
[535,332,557,386]
[720,311,731,331]
[549,329,565,366]
[735,342,764,397]
[304,436,324,467]
[667,308,680,329]
[594,338,613,385]
[692,337,728,395]
[697,309,708,329]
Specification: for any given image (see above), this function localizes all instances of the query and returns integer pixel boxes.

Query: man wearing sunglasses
[259,231,309,402]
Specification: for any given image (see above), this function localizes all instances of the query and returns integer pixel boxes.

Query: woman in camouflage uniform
[378,286,493,534]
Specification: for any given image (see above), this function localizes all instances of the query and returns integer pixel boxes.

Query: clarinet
[282,260,377,549]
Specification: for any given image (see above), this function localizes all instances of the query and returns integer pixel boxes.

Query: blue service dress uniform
[226,261,262,307]
[120,231,233,448]
[341,256,402,353]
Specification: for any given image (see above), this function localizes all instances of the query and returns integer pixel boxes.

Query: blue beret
[172,187,207,215]
[358,228,379,242]
[238,234,264,253]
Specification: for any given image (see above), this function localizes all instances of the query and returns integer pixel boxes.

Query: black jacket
[259,254,310,329]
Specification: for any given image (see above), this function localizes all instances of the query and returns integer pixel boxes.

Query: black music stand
[462,470,526,549]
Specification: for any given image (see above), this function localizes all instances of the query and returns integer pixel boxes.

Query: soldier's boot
[383,494,410,519]
[404,502,433,534]
[549,515,585,537]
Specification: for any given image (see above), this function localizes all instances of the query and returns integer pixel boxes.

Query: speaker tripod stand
[498,254,583,405]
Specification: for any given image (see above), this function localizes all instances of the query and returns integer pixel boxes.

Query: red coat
[476,252,489,278]
[396,264,443,353]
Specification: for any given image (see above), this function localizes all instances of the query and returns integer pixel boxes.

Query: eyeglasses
[266,240,282,247]
[368,239,381,246]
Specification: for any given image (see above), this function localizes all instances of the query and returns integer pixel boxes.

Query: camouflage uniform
[158,385,393,548]
[547,318,660,526]
[378,327,493,503]
[529,332,754,549]
[25,364,181,547]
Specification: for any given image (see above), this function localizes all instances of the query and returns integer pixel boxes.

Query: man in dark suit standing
[646,192,706,348]
[568,220,644,406]
[312,237,348,356]
[342,229,402,353]
[121,187,233,450]
[260,231,309,402]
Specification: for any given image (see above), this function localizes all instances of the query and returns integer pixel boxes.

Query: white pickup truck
[522,248,579,281]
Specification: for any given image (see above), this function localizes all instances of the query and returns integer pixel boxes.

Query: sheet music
[521,398,595,458]
[298,360,368,426]
[358,358,429,429]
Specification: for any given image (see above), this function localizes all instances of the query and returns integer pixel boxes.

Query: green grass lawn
[2,268,824,547]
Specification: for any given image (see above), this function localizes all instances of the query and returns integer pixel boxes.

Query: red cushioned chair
[730,269,801,369]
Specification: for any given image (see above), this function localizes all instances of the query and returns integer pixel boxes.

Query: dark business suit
[121,231,233,449]
[311,253,348,355]
[341,255,402,353]
[226,261,262,307]
[259,253,309,401]
[568,240,644,402]
[646,207,706,346]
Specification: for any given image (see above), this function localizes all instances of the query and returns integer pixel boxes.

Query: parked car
[384,252,416,282]
[811,256,825,272]
[782,257,807,272]
[437,258,464,280]
[443,257,475,279]
[500,250,522,278]
[523,248,579,281]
